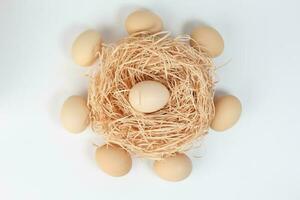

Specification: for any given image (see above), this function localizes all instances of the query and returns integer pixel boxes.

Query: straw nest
[88,32,215,160]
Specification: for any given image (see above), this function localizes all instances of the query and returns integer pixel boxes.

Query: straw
[88,32,215,160]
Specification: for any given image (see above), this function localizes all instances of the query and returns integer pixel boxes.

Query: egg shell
[71,30,102,66]
[190,26,224,57]
[129,80,170,113]
[60,96,90,133]
[95,144,132,177]
[125,10,163,34]
[153,153,192,182]
[211,95,242,131]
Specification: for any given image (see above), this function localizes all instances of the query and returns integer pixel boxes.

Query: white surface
[0,0,299,199]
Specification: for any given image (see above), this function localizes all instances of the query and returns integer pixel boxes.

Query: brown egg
[71,30,102,66]
[190,26,224,57]
[125,10,163,34]
[95,144,132,177]
[153,153,192,182]
[60,96,90,133]
[211,95,242,131]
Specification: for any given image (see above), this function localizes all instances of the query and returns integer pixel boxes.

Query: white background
[1,0,299,199]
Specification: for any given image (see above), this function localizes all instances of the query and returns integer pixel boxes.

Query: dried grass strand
[88,32,215,160]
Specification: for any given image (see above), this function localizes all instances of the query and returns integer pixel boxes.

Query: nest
[88,32,215,160]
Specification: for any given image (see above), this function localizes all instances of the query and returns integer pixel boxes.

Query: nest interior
[88,32,215,160]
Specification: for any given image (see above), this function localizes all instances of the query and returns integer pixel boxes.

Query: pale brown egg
[95,144,132,177]
[190,26,224,57]
[125,10,163,34]
[60,96,90,133]
[129,80,170,113]
[71,30,102,66]
[211,95,242,131]
[153,153,192,182]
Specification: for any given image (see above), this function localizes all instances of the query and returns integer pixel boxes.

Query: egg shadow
[181,19,209,35]
[83,132,106,163]
[214,89,230,98]
[97,25,125,43]
[48,89,69,125]
[116,4,148,21]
